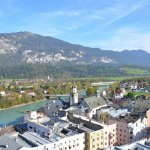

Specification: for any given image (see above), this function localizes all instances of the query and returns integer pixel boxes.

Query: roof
[0,134,22,150]
[68,106,86,116]
[113,138,150,150]
[133,100,150,109]
[114,98,131,102]
[42,117,69,133]
[38,100,64,117]
[99,107,128,118]
[0,134,32,150]
[84,96,107,109]
[20,132,50,146]
[115,114,145,124]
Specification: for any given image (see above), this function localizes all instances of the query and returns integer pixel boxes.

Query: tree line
[0,64,149,79]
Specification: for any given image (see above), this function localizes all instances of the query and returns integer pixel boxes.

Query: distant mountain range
[0,31,150,66]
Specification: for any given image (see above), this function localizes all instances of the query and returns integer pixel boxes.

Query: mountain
[0,31,150,66]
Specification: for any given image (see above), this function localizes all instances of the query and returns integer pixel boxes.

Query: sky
[0,0,150,52]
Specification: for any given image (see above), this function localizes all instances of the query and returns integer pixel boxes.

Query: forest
[0,64,150,79]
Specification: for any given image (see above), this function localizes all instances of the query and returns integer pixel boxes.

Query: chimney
[5,144,8,148]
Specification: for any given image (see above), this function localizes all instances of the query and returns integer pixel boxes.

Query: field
[121,67,149,76]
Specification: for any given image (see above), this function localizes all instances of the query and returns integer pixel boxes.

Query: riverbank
[0,99,48,111]
[0,99,50,127]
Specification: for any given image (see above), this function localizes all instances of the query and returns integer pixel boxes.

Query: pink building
[146,109,150,127]
[109,114,147,146]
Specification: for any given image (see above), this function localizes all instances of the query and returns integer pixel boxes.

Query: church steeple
[70,85,78,106]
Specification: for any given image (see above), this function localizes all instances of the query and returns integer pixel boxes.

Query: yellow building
[68,114,117,150]
[86,124,117,150]
[86,130,104,150]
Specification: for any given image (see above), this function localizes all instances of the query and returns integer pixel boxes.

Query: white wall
[128,117,147,142]
[20,132,85,150]
[27,121,51,137]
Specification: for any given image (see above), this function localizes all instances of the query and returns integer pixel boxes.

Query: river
[0,99,51,127]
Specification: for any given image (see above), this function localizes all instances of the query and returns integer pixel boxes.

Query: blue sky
[0,0,150,52]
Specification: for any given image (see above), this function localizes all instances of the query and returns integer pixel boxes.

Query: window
[130,131,133,134]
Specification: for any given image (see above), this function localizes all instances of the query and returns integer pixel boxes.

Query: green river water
[0,99,50,127]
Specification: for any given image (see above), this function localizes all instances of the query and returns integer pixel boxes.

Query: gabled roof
[84,96,107,109]
[38,100,64,117]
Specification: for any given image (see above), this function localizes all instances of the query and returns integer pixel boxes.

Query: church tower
[70,85,78,106]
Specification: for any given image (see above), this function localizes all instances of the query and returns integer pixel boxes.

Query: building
[70,85,78,106]
[23,116,86,150]
[20,129,85,150]
[79,95,107,117]
[96,107,128,124]
[68,114,117,149]
[112,98,131,107]
[112,138,150,150]
[109,113,148,145]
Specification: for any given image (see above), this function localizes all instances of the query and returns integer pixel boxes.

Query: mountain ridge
[0,31,150,66]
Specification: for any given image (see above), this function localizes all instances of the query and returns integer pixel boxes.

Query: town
[1,78,150,150]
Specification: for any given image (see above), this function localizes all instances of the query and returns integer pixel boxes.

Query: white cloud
[83,0,149,35]
[39,10,83,18]
[90,27,150,52]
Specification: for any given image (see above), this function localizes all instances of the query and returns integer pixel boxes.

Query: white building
[20,131,85,150]
[79,95,107,117]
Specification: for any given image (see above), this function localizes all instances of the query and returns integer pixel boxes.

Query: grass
[121,67,149,75]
